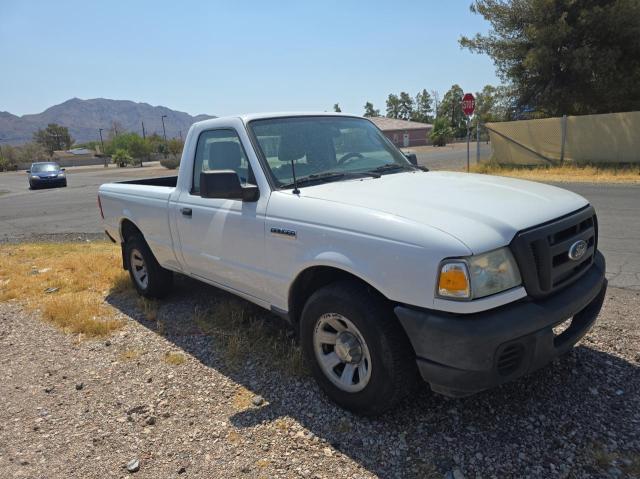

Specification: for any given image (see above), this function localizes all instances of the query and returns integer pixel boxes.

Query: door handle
[180,207,192,217]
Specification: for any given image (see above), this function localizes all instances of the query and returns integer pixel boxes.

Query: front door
[403,133,410,147]
[173,128,267,301]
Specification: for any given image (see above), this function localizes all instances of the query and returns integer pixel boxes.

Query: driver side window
[192,129,251,195]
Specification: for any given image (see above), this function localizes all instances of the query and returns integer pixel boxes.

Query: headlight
[31,175,38,179]
[438,247,521,300]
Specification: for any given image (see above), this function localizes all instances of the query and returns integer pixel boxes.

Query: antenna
[290,157,300,195]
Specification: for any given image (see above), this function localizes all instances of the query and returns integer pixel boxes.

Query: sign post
[476,116,480,164]
[462,93,476,172]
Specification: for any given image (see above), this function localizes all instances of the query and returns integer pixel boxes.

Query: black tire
[124,235,173,299]
[300,280,419,416]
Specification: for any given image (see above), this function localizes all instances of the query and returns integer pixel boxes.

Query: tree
[18,142,48,163]
[166,138,183,159]
[333,103,342,113]
[363,102,380,117]
[474,84,515,124]
[398,92,414,120]
[430,118,454,146]
[33,124,73,154]
[460,0,640,116]
[386,94,401,118]
[110,121,125,138]
[0,144,19,171]
[146,133,165,156]
[412,89,433,123]
[439,84,466,137]
[105,132,151,165]
[161,138,184,169]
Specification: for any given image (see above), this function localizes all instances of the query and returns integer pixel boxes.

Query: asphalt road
[0,164,170,239]
[403,142,493,170]
[0,165,637,290]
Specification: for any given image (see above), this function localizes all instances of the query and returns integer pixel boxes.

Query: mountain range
[0,98,216,145]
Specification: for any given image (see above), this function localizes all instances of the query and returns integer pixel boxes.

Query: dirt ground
[1,273,639,479]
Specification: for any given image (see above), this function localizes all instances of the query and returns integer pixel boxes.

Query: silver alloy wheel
[130,248,149,289]
[313,313,372,393]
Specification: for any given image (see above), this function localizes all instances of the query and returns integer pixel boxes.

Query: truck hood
[297,171,589,253]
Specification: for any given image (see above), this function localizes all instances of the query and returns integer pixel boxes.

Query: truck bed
[117,176,178,187]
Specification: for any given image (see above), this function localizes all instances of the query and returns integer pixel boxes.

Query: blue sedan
[27,162,67,189]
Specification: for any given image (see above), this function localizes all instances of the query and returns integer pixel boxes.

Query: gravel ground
[0,232,108,244]
[0,275,639,478]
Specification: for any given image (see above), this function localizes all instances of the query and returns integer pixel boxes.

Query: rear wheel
[300,280,419,415]
[124,235,173,298]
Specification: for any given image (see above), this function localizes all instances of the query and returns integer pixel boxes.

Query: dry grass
[1,242,306,374]
[164,351,186,365]
[226,430,242,445]
[470,161,640,183]
[194,300,307,376]
[42,291,123,337]
[232,386,255,410]
[0,242,128,338]
[137,298,158,322]
[119,349,143,361]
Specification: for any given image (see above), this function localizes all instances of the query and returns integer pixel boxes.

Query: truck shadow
[105,275,640,478]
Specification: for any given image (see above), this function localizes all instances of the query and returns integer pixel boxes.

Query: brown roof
[367,116,432,131]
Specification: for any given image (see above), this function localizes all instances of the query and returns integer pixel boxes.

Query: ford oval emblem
[568,240,588,261]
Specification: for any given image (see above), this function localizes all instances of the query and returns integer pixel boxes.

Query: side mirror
[61,168,66,171]
[404,153,418,166]
[200,170,259,202]
[26,169,31,173]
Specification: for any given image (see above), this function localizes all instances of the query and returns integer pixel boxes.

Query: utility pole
[161,115,168,158]
[161,115,167,141]
[466,118,470,173]
[99,128,106,167]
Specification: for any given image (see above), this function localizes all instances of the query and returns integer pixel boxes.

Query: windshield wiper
[369,163,415,174]
[280,170,380,189]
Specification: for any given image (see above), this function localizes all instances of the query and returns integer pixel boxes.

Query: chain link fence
[486,111,640,165]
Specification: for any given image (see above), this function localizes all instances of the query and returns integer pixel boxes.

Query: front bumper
[395,251,607,397]
[30,176,66,187]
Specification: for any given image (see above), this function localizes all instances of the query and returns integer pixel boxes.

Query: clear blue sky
[0,0,498,117]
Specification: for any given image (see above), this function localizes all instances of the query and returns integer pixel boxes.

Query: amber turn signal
[438,262,470,298]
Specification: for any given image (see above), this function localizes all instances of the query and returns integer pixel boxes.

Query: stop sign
[462,93,475,116]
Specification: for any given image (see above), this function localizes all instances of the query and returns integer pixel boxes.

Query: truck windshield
[248,116,414,188]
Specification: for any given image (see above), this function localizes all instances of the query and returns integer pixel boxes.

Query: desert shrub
[112,148,134,167]
[160,157,180,169]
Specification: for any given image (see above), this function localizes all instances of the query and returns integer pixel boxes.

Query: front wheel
[300,280,419,415]
[124,235,173,298]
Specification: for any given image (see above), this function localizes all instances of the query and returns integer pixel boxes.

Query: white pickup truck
[99,113,607,415]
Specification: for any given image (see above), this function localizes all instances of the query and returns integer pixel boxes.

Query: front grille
[510,206,598,299]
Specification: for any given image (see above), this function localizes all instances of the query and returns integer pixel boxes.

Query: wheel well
[120,219,143,244]
[288,266,387,324]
